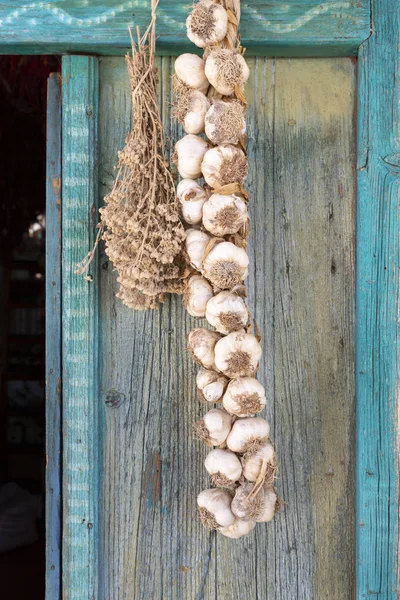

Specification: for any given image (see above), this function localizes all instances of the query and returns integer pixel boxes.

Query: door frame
[1,0,398,598]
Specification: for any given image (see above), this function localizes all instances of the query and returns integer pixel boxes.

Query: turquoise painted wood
[356,0,400,597]
[61,56,101,600]
[45,72,62,600]
[0,0,370,56]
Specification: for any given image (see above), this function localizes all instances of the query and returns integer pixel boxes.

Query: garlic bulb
[219,518,256,539]
[188,328,221,370]
[205,49,250,96]
[185,229,211,271]
[184,275,214,317]
[197,488,235,529]
[226,417,270,454]
[201,145,248,189]
[175,54,209,94]
[174,135,209,179]
[214,331,262,378]
[196,368,228,403]
[231,482,276,522]
[186,0,228,48]
[205,290,249,334]
[205,100,246,145]
[202,194,248,236]
[194,408,232,446]
[243,442,276,483]
[204,448,242,489]
[255,487,278,523]
[202,241,249,289]
[181,90,210,135]
[177,179,208,225]
[223,377,266,417]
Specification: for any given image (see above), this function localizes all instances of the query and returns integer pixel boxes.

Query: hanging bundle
[77,0,186,309]
[174,0,281,538]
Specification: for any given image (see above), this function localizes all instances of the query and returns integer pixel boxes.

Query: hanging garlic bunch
[223,377,266,417]
[202,193,248,236]
[173,88,210,135]
[205,48,250,96]
[196,368,228,403]
[186,0,228,48]
[184,275,213,317]
[177,179,208,225]
[215,331,262,378]
[188,328,221,370]
[205,99,246,145]
[174,135,209,179]
[174,0,281,539]
[231,483,277,523]
[185,229,211,271]
[203,241,249,289]
[174,54,209,94]
[204,448,242,488]
[205,290,249,334]
[202,144,248,190]
[194,408,232,446]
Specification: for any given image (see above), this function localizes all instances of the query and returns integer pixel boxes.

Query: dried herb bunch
[99,4,185,309]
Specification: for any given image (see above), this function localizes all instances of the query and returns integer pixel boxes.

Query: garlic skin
[205,448,242,489]
[185,229,211,271]
[255,487,278,523]
[194,408,232,447]
[175,54,209,94]
[186,0,228,48]
[205,49,250,96]
[201,145,248,189]
[197,488,235,529]
[205,290,249,334]
[226,417,270,454]
[231,482,275,522]
[183,90,210,134]
[223,377,266,417]
[184,275,214,317]
[219,518,256,539]
[175,135,209,179]
[202,242,249,289]
[243,442,276,482]
[188,328,221,370]
[214,331,262,378]
[177,179,208,225]
[196,368,228,403]
[205,100,246,145]
[202,194,248,236]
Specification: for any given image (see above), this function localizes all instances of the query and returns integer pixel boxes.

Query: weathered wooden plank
[98,56,217,600]
[0,0,370,56]
[356,0,400,596]
[45,72,62,600]
[96,56,355,599]
[61,55,100,600]
[272,58,356,600]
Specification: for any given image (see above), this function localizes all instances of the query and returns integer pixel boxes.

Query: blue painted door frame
[42,0,400,597]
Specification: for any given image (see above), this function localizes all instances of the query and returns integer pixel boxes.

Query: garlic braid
[174,0,282,538]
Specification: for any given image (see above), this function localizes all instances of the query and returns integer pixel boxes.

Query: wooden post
[61,56,100,600]
[356,0,400,596]
[46,72,62,600]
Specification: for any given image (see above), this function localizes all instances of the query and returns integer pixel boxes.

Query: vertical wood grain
[98,57,217,600]
[96,57,356,599]
[46,72,62,600]
[273,59,356,600]
[62,55,100,600]
[357,0,400,596]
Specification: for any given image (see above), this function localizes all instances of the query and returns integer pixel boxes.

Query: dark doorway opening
[0,55,60,600]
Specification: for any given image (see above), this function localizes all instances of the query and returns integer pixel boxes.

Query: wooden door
[83,56,355,599]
